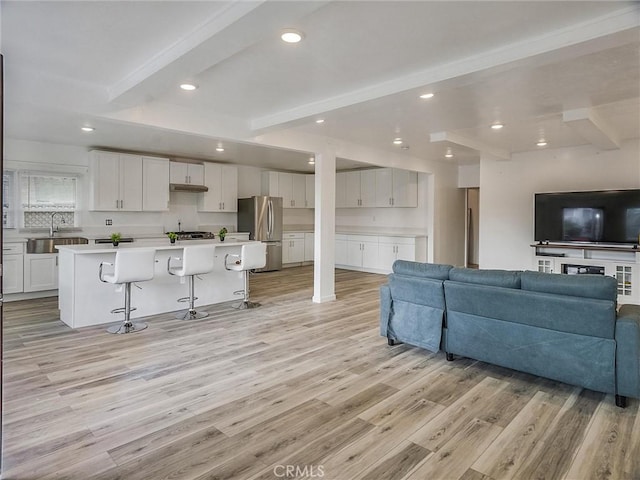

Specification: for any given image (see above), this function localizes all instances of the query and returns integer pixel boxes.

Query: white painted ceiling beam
[430,132,511,160]
[108,1,327,106]
[251,5,639,132]
[562,108,621,150]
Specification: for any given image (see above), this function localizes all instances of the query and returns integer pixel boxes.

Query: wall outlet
[105,219,112,226]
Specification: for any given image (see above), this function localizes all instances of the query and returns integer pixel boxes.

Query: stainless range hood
[169,183,209,193]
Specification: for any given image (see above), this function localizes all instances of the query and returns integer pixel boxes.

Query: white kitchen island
[56,240,253,328]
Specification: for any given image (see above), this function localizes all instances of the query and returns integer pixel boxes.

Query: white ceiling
[2,1,639,172]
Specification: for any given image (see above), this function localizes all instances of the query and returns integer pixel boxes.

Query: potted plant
[218,227,228,242]
[110,232,122,247]
[167,232,178,244]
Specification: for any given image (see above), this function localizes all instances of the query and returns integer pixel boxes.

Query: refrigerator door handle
[267,199,273,239]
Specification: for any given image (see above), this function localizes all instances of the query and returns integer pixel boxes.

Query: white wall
[479,139,640,270]
[4,139,242,234]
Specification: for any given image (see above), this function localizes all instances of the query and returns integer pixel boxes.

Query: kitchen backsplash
[24,211,74,229]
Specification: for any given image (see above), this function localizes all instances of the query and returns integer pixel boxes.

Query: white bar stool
[99,248,156,334]
[224,242,267,309]
[167,244,216,320]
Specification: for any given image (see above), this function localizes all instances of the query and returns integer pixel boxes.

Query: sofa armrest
[615,304,640,398]
[380,284,392,337]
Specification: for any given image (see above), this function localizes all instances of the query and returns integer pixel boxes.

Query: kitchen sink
[26,237,89,254]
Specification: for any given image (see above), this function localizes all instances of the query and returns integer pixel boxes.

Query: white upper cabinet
[375,168,417,207]
[360,170,376,207]
[334,168,417,209]
[199,163,238,212]
[291,173,306,209]
[391,168,418,207]
[142,156,170,211]
[305,175,315,208]
[336,172,347,208]
[262,171,308,208]
[89,151,143,211]
[340,170,376,208]
[344,171,361,207]
[170,162,204,185]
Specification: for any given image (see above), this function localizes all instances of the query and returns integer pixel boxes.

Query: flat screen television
[534,189,640,245]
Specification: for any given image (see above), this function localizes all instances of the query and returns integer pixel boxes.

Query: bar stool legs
[175,275,209,320]
[107,283,148,334]
[233,270,260,309]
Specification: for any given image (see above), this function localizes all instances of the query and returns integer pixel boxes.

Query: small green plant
[218,227,228,240]
[110,232,122,243]
[167,232,178,242]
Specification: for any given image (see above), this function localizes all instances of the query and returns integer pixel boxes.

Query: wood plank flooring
[2,266,638,480]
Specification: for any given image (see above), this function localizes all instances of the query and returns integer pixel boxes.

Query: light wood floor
[2,266,639,480]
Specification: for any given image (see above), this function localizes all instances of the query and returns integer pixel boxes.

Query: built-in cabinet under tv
[532,243,640,305]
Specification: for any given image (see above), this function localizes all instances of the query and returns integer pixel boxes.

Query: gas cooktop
[169,231,215,240]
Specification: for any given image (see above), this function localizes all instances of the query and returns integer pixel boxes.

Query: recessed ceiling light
[315,119,325,124]
[180,83,198,91]
[81,126,95,132]
[491,123,504,130]
[445,148,454,158]
[216,147,225,152]
[281,29,304,43]
[393,137,403,145]
[419,93,434,99]
[536,140,548,147]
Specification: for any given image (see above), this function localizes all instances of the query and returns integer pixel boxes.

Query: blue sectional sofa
[380,260,640,407]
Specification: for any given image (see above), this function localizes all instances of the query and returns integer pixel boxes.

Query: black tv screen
[535,189,640,244]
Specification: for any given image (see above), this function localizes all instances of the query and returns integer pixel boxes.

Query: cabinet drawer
[347,234,378,244]
[3,243,24,254]
[283,232,305,240]
[378,236,416,245]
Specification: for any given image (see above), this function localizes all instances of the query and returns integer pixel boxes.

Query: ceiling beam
[108,1,327,106]
[430,132,511,160]
[251,5,640,132]
[562,108,620,150]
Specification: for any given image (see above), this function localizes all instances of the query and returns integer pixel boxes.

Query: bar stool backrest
[112,248,156,284]
[240,242,267,270]
[181,244,216,276]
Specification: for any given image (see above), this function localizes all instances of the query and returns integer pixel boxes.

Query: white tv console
[532,243,640,305]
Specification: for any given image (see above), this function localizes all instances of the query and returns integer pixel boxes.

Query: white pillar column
[313,150,336,303]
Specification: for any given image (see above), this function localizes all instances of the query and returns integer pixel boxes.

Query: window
[19,172,78,229]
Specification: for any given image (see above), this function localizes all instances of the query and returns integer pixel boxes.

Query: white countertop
[283,224,427,237]
[56,239,251,255]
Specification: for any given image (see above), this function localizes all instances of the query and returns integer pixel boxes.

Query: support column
[312,150,336,303]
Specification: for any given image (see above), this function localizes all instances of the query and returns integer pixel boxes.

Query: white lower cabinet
[3,243,24,294]
[378,236,416,271]
[282,233,305,264]
[304,233,314,262]
[346,235,378,269]
[335,235,348,265]
[24,254,58,292]
[336,234,426,273]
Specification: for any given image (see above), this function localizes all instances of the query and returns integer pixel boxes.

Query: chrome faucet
[50,212,64,237]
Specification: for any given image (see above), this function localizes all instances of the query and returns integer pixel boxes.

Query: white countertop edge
[56,239,253,254]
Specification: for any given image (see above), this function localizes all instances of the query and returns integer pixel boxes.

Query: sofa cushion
[444,281,616,338]
[449,267,522,289]
[392,260,452,280]
[521,271,617,301]
[389,274,446,309]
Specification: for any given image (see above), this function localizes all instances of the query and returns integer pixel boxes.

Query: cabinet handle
[392,197,395,206]
[121,200,124,209]
[116,200,119,209]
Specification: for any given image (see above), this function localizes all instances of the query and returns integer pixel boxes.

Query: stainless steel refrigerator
[237,196,283,271]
